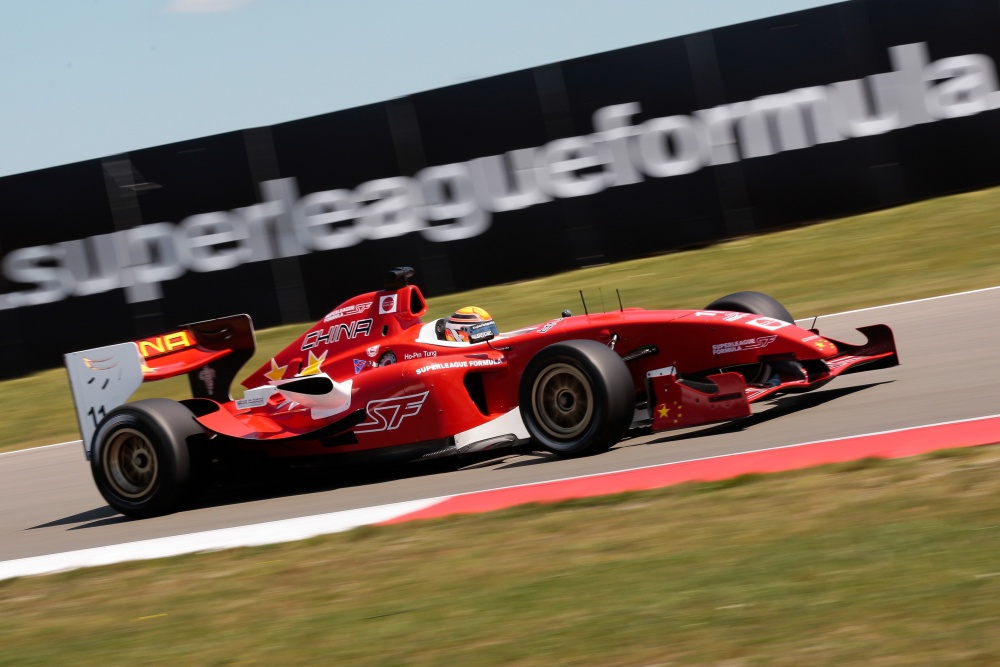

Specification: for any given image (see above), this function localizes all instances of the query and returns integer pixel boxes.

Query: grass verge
[4,185,1000,453]
[2,444,1000,665]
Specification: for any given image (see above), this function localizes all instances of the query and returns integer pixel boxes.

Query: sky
[0,0,838,178]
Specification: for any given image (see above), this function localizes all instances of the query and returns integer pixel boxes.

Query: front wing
[646,324,899,432]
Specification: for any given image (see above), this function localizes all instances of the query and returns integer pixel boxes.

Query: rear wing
[65,314,255,457]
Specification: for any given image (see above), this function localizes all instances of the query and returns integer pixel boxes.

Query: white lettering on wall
[1,42,997,309]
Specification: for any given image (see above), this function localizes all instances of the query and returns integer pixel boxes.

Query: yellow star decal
[813,338,835,351]
[264,358,288,382]
[300,350,327,376]
[656,404,669,419]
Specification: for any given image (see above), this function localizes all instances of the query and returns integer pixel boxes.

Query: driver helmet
[444,306,499,343]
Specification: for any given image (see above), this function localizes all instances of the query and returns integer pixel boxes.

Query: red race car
[66,267,898,518]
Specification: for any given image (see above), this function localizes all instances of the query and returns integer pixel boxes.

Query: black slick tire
[519,340,634,458]
[704,291,794,323]
[90,398,206,519]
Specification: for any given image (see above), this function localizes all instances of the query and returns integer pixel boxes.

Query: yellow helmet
[444,306,498,343]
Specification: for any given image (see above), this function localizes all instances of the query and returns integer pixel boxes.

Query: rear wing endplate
[65,343,145,459]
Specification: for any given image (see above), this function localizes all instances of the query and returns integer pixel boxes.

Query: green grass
[3,444,1000,665]
[5,185,1000,453]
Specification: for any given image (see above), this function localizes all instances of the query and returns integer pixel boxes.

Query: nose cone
[795,333,839,359]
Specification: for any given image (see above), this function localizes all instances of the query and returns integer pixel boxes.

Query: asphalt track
[1,287,998,574]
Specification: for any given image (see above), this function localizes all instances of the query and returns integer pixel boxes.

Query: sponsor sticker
[415,357,505,375]
[136,330,193,359]
[712,335,778,355]
[353,359,368,374]
[301,318,374,351]
[236,386,277,411]
[538,319,561,334]
[356,392,429,432]
[366,344,380,358]
[379,294,398,314]
[746,317,789,332]
[324,301,373,323]
[235,395,269,410]
[468,324,495,341]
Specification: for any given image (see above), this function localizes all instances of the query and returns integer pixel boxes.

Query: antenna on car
[579,290,589,315]
[617,289,623,312]
[810,315,818,332]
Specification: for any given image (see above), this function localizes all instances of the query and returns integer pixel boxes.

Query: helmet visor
[446,320,499,343]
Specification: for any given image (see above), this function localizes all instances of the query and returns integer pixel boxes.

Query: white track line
[0,440,80,458]
[0,498,445,581]
[796,285,1000,321]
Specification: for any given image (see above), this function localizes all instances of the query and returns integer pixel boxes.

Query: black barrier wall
[1,0,999,377]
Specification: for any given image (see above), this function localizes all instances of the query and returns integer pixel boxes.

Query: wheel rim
[103,428,158,499]
[531,363,594,442]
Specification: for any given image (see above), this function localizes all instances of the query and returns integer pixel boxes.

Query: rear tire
[519,340,634,458]
[90,398,206,519]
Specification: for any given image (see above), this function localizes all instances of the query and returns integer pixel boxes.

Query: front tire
[90,398,206,519]
[703,291,795,386]
[519,340,635,458]
[704,290,794,324]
